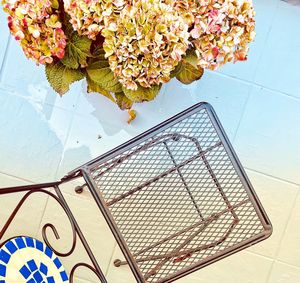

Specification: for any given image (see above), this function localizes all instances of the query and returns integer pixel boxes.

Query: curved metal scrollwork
[70,263,106,283]
[0,185,107,283]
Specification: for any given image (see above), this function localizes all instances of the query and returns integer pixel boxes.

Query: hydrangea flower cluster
[2,0,67,64]
[1,0,256,120]
[169,0,198,27]
[190,0,256,70]
[64,0,127,40]
[103,0,190,90]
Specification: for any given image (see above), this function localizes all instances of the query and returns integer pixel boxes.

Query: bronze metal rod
[193,137,239,220]
[107,141,222,206]
[143,219,238,280]
[144,219,238,265]
[0,181,61,194]
[163,141,204,221]
[81,168,145,283]
[92,133,201,181]
[144,221,211,280]
[115,198,250,267]
[54,186,108,283]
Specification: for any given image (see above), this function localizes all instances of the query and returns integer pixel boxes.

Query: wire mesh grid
[82,103,271,283]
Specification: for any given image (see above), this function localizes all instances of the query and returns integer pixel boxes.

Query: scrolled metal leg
[0,183,108,283]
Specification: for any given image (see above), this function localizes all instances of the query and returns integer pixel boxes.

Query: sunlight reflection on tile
[0,89,73,182]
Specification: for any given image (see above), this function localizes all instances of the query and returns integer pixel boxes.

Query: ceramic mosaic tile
[0,237,68,283]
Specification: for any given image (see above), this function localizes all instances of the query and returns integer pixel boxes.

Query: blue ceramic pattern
[0,237,68,283]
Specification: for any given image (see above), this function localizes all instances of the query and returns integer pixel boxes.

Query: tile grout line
[247,249,300,270]
[245,250,276,262]
[105,242,118,277]
[273,188,300,258]
[0,35,11,82]
[74,276,96,283]
[213,1,275,90]
[33,105,79,239]
[231,85,253,144]
[212,68,300,102]
[244,167,300,187]
[2,65,300,113]
[274,259,300,270]
[53,88,82,180]
[0,82,78,114]
[249,0,280,87]
[265,188,300,283]
[213,0,280,103]
[34,192,50,239]
[0,170,35,185]
[210,58,300,101]
[39,89,85,276]
[33,90,82,240]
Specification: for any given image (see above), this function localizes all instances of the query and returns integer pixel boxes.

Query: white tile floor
[0,0,300,282]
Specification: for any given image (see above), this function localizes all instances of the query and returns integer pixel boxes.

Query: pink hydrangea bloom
[2,0,67,64]
[190,0,256,70]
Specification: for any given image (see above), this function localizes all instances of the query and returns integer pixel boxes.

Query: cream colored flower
[166,0,198,26]
[103,0,190,90]
[64,0,127,40]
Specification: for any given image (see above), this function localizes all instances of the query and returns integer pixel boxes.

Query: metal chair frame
[0,103,272,283]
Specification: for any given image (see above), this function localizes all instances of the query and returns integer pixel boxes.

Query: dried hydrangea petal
[103,0,190,90]
[190,0,256,70]
[64,0,128,40]
[2,0,67,64]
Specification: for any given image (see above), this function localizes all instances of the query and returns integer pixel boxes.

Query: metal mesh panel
[85,105,270,283]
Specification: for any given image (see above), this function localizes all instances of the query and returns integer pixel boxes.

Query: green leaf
[87,60,109,70]
[184,49,199,68]
[86,76,115,102]
[88,45,106,65]
[45,62,84,95]
[61,31,92,69]
[86,62,123,93]
[92,46,106,59]
[115,92,134,110]
[170,61,183,78]
[122,84,161,103]
[176,61,204,85]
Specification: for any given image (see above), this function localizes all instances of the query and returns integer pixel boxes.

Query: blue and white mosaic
[0,237,69,283]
